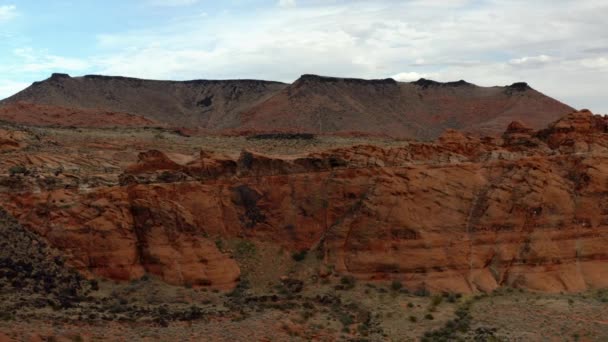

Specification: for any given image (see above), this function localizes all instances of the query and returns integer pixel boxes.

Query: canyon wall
[1,110,607,293]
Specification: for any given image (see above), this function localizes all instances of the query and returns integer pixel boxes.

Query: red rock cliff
[2,110,608,293]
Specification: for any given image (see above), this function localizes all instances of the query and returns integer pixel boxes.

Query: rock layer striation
[1,110,607,292]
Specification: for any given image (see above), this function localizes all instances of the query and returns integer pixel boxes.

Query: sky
[0,0,607,112]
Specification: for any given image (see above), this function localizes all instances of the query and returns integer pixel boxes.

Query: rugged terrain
[0,73,287,130]
[1,73,574,139]
[0,103,607,339]
[0,69,604,340]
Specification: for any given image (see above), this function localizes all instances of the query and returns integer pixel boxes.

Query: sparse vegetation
[8,165,27,176]
[214,238,224,252]
[235,240,257,258]
[390,280,403,291]
[414,288,430,297]
[339,276,356,290]
[291,249,308,262]
[422,300,473,341]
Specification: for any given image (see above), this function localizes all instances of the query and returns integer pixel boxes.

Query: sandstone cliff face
[1,110,607,293]
[0,128,28,152]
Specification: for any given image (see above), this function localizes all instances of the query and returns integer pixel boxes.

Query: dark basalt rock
[297,74,397,85]
[507,82,531,92]
[445,80,474,87]
[197,95,214,108]
[50,73,71,79]
[81,74,285,87]
[413,78,441,88]
[413,78,474,89]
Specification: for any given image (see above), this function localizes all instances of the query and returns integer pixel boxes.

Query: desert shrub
[422,301,472,341]
[340,276,356,290]
[179,305,204,321]
[595,289,608,302]
[71,335,84,342]
[390,280,403,291]
[227,278,250,299]
[409,315,417,323]
[0,311,14,321]
[8,165,27,176]
[292,250,308,262]
[424,313,434,320]
[431,295,443,306]
[414,288,430,297]
[214,239,224,252]
[235,240,256,258]
[444,292,461,303]
[338,312,354,327]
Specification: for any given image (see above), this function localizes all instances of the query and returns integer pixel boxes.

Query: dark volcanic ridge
[1,73,574,140]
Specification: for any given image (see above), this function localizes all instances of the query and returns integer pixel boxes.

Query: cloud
[5,0,608,113]
[147,0,199,7]
[13,48,90,72]
[392,72,439,82]
[278,0,297,8]
[0,5,16,21]
[0,80,29,99]
[509,55,554,67]
[579,57,608,70]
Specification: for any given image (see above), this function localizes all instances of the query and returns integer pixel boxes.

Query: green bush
[391,280,403,291]
[8,165,27,176]
[445,292,461,303]
[292,250,308,262]
[338,312,354,327]
[340,276,356,290]
[414,288,430,297]
[215,239,224,252]
[235,240,256,258]
[431,295,443,306]
[422,301,473,341]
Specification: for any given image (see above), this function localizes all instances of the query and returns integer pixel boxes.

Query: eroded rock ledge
[1,110,608,293]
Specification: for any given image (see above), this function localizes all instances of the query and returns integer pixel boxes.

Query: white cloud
[147,0,199,7]
[13,48,90,72]
[80,0,608,113]
[278,0,296,8]
[0,80,29,100]
[4,0,608,113]
[579,57,608,70]
[509,55,554,67]
[0,5,16,21]
[392,72,439,82]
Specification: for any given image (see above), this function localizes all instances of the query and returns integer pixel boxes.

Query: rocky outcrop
[1,110,607,293]
[0,129,27,151]
[0,75,287,129]
[1,73,574,139]
[1,186,240,289]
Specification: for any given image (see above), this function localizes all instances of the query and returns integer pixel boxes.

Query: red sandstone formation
[1,110,607,293]
[0,102,159,128]
[0,129,27,151]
